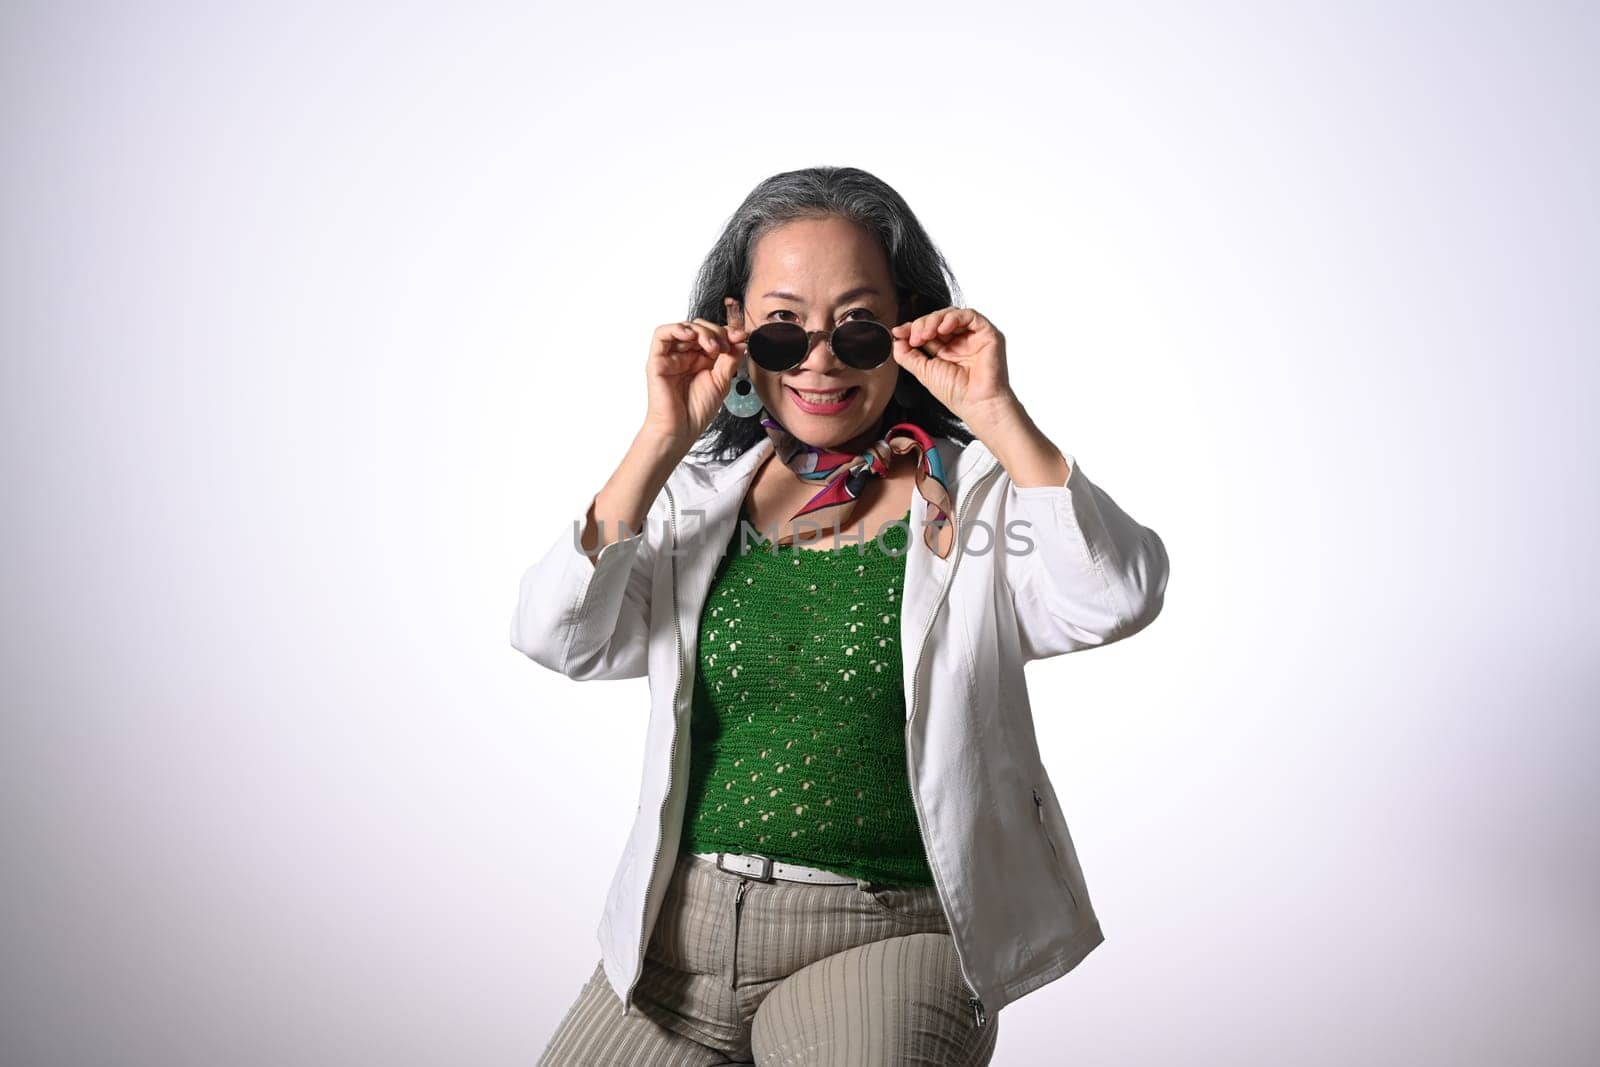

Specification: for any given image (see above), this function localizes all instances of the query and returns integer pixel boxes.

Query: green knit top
[678,505,936,887]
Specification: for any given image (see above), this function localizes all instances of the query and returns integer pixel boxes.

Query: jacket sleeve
[997,453,1169,661]
[509,489,666,681]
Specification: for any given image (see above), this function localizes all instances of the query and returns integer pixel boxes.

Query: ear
[724,296,744,329]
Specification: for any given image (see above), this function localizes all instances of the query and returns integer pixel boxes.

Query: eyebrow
[760,286,881,305]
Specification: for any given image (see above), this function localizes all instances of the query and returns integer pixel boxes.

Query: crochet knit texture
[678,506,936,887]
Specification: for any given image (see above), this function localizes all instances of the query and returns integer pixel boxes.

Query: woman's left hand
[890,307,1024,434]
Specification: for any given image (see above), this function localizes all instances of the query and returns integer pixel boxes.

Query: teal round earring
[723,366,763,418]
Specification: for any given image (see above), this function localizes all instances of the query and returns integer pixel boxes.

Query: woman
[513,166,1169,1065]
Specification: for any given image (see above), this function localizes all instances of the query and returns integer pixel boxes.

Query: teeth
[793,387,851,403]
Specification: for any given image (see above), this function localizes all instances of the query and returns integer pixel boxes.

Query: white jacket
[510,433,1169,1028]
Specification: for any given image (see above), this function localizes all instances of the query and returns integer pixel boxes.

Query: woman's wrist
[629,425,693,476]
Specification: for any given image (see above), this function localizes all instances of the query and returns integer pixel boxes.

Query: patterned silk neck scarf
[757,413,958,558]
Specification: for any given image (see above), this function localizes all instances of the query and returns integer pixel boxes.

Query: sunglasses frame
[742,318,897,372]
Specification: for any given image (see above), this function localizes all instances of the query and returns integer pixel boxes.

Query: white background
[3,2,1596,1064]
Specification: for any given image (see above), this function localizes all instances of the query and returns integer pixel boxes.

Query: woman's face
[724,216,905,453]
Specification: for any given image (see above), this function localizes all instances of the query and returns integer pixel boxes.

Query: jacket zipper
[905,455,1002,1030]
[623,482,684,1017]
[1033,787,1080,910]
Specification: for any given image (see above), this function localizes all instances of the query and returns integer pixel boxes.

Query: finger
[926,309,966,344]
[707,318,749,344]
[908,307,954,346]
[652,322,702,361]
[656,321,697,345]
[690,317,747,355]
[713,346,743,384]
[655,345,713,372]
[893,347,931,383]
[666,331,710,356]
[895,325,934,355]
[658,320,718,355]
[684,318,729,356]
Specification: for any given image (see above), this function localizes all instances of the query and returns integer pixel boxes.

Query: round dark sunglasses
[744,319,895,372]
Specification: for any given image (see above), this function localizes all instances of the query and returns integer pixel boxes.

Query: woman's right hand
[640,318,749,449]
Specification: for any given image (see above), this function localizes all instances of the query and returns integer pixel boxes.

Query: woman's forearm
[578,428,690,563]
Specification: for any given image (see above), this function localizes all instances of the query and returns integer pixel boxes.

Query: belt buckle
[717,852,774,882]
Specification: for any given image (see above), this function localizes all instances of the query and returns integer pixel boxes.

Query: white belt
[693,851,862,886]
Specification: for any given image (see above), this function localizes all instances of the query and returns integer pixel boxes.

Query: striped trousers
[538,851,1001,1065]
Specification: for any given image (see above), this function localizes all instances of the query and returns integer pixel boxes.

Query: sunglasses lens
[748,322,806,371]
[831,320,891,369]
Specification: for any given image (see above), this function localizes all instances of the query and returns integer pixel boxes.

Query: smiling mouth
[787,385,859,404]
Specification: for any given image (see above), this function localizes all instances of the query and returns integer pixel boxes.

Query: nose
[792,324,845,373]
